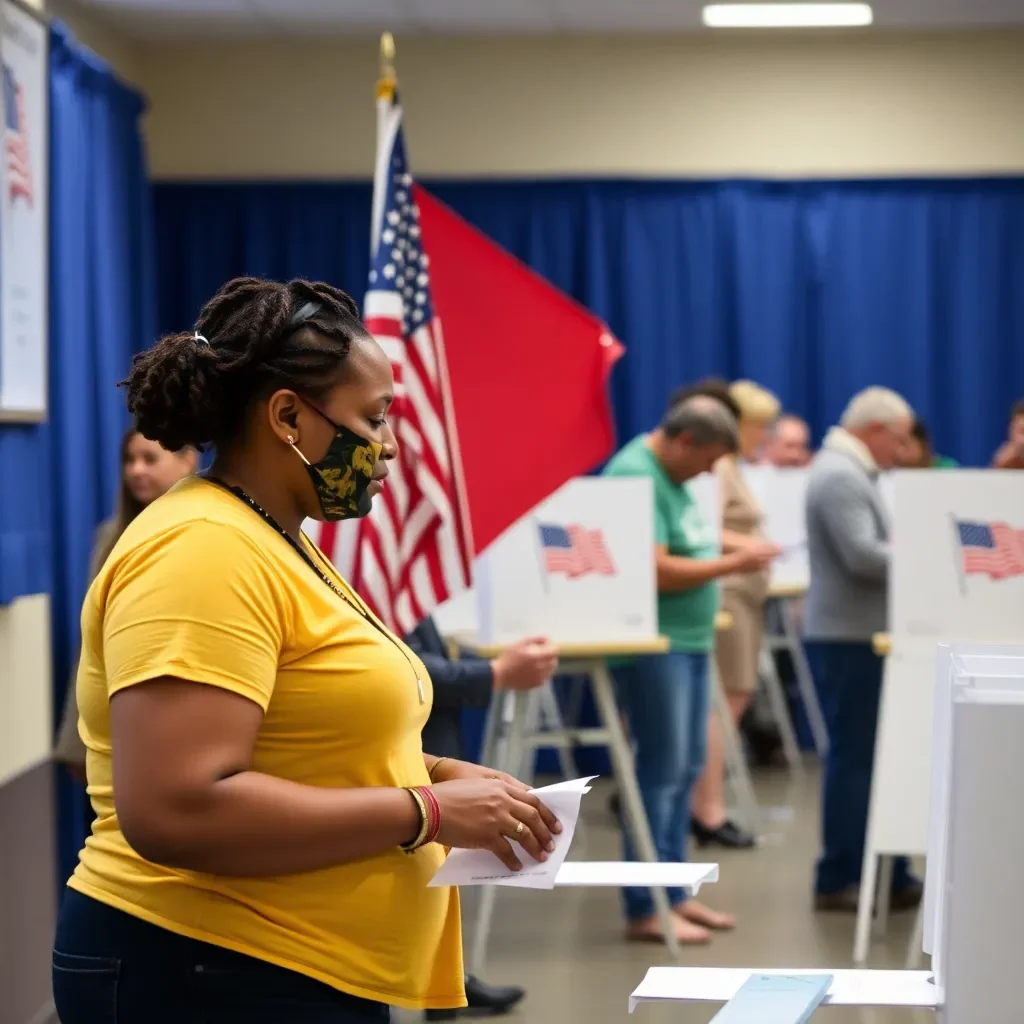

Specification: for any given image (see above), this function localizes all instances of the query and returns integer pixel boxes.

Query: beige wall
[46,0,143,84]
[136,31,1024,180]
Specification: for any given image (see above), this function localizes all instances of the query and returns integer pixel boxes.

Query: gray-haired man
[805,387,921,912]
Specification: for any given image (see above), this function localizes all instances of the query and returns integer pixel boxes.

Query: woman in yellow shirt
[52,276,559,1024]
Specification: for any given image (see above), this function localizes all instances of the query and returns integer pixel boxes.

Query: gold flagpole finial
[377,32,397,101]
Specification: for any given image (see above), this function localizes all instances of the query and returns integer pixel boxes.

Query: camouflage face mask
[292,408,383,522]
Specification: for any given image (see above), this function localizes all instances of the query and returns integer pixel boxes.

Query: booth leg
[853,851,879,964]
[779,598,830,759]
[873,856,894,939]
[759,641,804,776]
[537,680,579,782]
[905,900,925,970]
[712,664,760,832]
[470,691,530,972]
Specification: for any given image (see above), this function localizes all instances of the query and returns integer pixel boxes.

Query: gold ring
[514,821,525,837]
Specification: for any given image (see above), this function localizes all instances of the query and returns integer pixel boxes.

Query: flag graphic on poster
[2,63,33,207]
[538,523,617,579]
[346,82,473,635]
[956,520,1024,581]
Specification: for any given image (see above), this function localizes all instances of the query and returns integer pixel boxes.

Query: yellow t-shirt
[70,477,465,1011]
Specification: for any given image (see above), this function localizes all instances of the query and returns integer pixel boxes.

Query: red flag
[415,185,623,553]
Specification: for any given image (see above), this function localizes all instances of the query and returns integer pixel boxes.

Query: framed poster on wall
[0,0,47,422]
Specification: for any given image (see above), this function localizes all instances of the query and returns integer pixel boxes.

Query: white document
[428,776,596,889]
[628,968,939,1013]
[553,861,719,893]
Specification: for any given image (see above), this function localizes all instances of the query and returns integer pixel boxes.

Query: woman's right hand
[431,778,561,871]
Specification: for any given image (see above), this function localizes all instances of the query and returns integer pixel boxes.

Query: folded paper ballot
[709,973,832,1024]
[628,968,939,1013]
[429,776,596,889]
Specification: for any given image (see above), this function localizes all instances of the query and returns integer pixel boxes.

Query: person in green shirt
[905,418,959,468]
[603,396,772,945]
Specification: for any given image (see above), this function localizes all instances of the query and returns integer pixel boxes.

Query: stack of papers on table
[628,968,939,1013]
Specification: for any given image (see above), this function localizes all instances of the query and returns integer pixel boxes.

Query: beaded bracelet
[418,786,441,845]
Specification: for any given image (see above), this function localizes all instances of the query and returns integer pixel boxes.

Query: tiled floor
[403,768,931,1024]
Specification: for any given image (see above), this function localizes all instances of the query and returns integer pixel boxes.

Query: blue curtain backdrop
[154,177,1024,468]
[48,23,154,882]
[154,177,1024,772]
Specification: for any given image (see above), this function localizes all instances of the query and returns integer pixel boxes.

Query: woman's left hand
[430,757,528,791]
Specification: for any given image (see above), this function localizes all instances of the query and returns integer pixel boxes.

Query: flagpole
[378,31,396,101]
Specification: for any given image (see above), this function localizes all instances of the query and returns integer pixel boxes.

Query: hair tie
[194,331,211,346]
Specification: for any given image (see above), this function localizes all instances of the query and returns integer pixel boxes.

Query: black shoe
[890,881,924,912]
[691,817,756,849]
[425,975,525,1019]
[608,791,621,817]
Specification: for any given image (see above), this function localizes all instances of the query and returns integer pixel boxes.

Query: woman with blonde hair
[691,380,781,848]
[54,428,198,783]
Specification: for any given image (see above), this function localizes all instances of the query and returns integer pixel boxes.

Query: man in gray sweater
[804,387,921,912]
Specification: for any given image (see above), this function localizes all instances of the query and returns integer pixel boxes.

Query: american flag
[347,87,473,635]
[538,523,616,579]
[957,520,1024,581]
[3,64,33,207]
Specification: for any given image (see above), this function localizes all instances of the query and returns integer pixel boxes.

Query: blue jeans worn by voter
[53,889,392,1024]
[806,641,914,896]
[613,651,710,922]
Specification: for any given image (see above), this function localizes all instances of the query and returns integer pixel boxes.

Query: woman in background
[691,380,781,848]
[53,430,198,784]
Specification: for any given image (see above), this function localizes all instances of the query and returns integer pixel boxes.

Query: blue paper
[710,973,833,1023]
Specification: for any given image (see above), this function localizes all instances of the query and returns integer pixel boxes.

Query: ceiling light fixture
[702,3,873,28]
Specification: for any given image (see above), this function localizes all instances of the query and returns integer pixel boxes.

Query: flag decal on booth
[3,63,33,207]
[538,523,616,579]
[956,520,1024,581]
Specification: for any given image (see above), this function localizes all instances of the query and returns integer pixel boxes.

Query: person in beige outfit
[691,381,781,848]
[54,430,196,784]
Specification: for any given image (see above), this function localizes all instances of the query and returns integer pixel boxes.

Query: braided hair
[121,278,366,452]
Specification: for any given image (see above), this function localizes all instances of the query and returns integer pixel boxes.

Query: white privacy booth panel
[923,644,1024,1022]
[745,465,810,591]
[890,470,1024,642]
[475,477,659,646]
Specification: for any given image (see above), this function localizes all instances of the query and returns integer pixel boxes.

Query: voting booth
[923,644,1024,1022]
[856,470,1024,963]
[475,477,658,645]
[745,466,810,592]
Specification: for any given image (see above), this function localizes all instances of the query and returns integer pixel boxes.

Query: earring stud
[286,435,295,445]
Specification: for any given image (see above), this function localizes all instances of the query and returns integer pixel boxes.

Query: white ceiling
[74,0,1024,38]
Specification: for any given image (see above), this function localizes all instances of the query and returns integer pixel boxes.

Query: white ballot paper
[428,776,596,890]
[628,968,939,1013]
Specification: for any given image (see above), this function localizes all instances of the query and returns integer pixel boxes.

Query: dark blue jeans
[806,641,914,896]
[53,889,391,1023]
[613,651,710,921]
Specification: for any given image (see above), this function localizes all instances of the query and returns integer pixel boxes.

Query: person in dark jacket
[406,616,557,1020]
